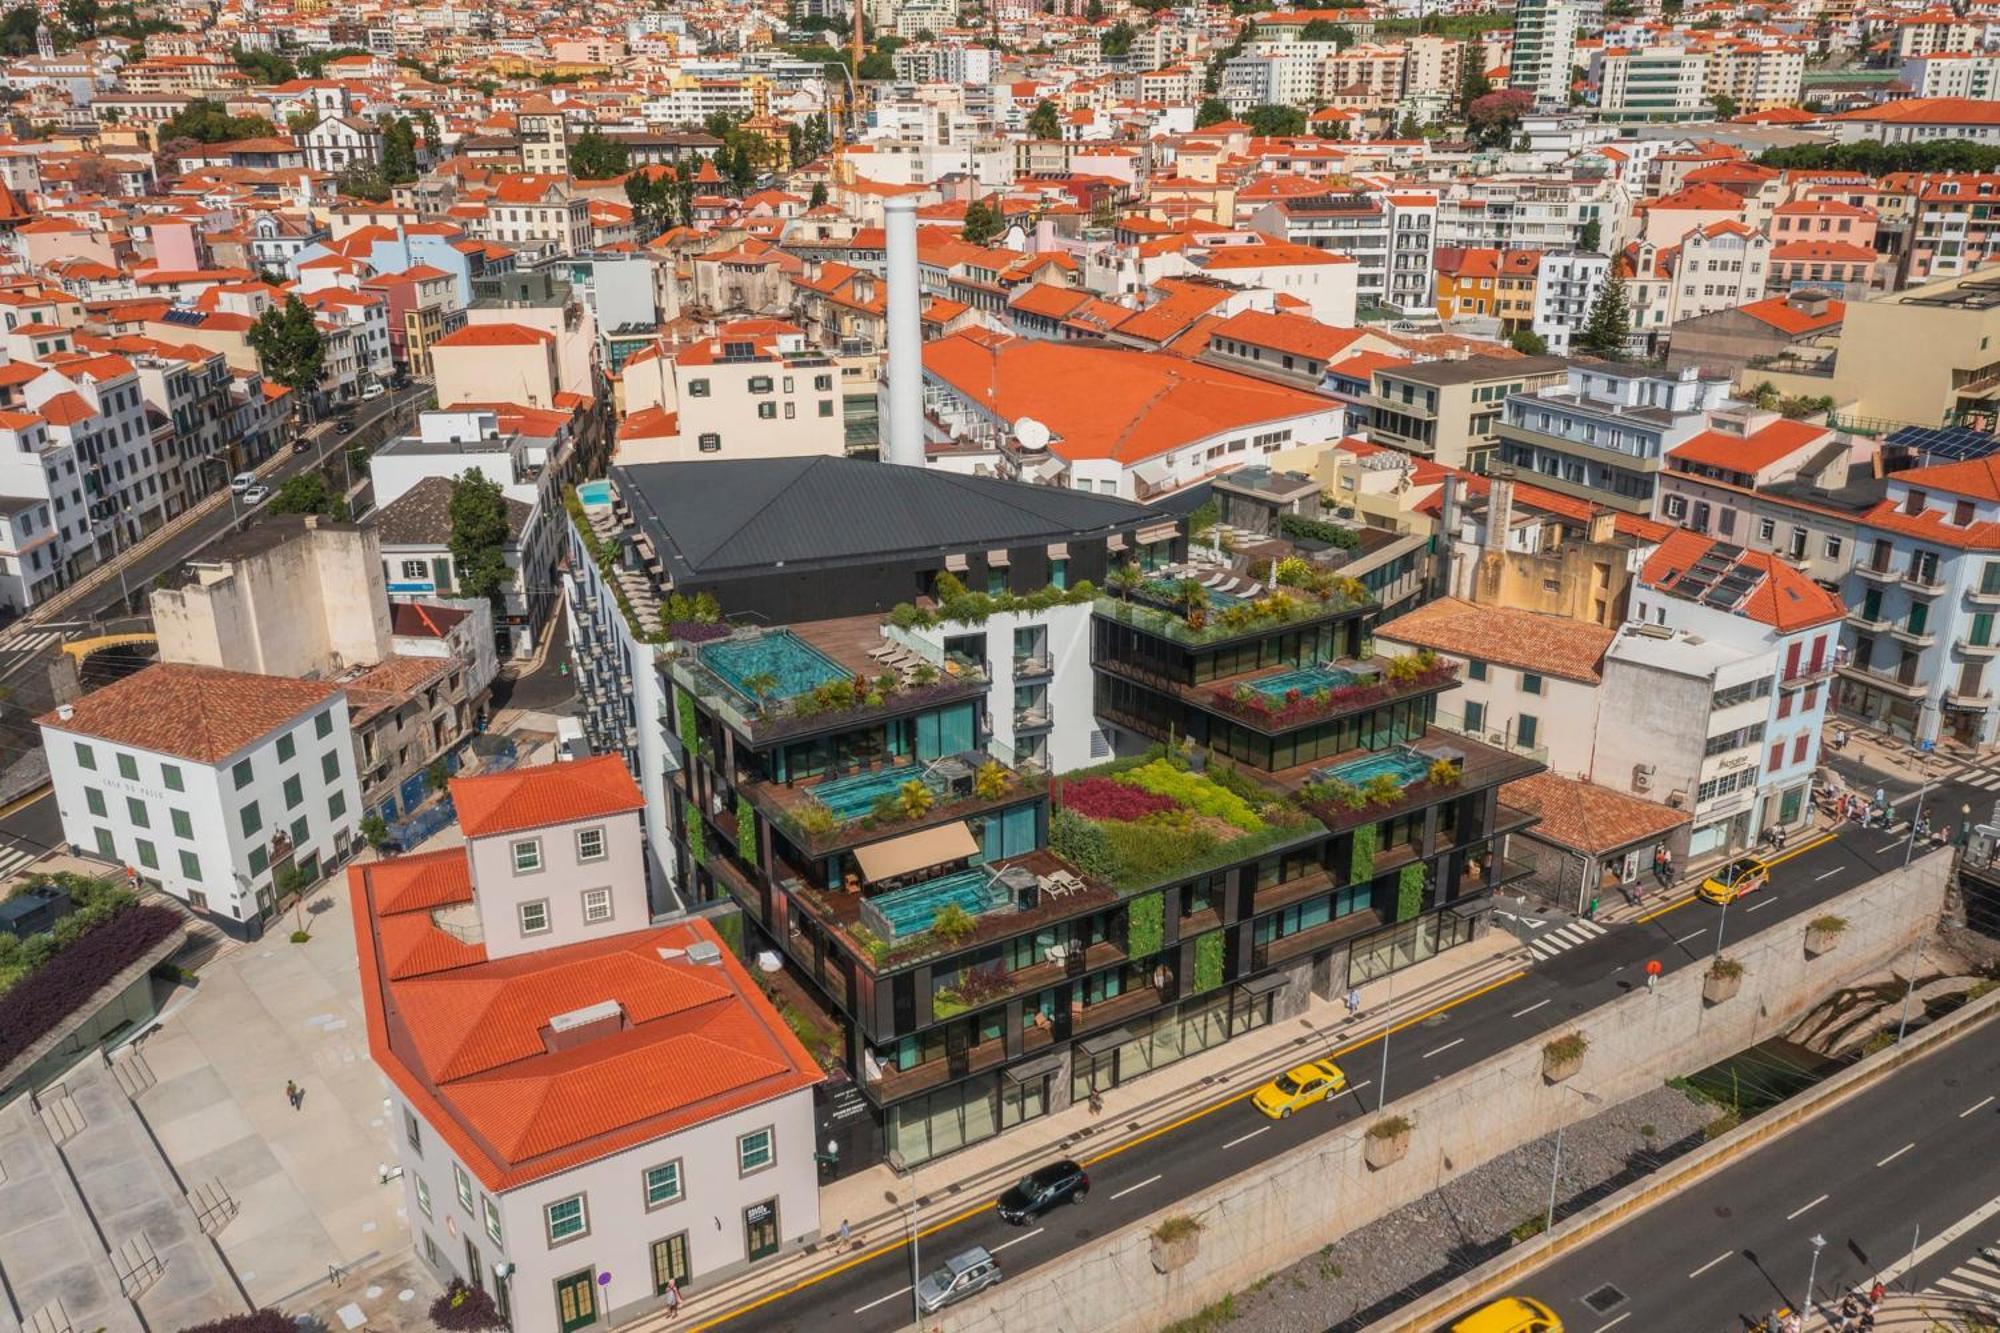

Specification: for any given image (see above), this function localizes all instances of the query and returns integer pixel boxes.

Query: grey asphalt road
[1437,1010,2000,1333]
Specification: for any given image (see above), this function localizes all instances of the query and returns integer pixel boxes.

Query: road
[691,760,2000,1333]
[1456,1006,2000,1333]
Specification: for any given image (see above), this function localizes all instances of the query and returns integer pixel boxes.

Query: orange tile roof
[1770,240,1878,263]
[449,753,643,838]
[921,332,1334,466]
[1735,295,1845,335]
[1641,529,1846,630]
[1206,308,1373,361]
[1376,596,1614,684]
[36,662,341,763]
[1501,772,1688,855]
[1835,97,2000,126]
[352,855,821,1191]
[1667,419,1831,473]
[433,322,553,348]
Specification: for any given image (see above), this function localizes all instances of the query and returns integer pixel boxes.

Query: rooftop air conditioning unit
[1632,762,1654,792]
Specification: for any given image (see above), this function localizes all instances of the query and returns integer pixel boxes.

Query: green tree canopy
[232,45,297,83]
[380,116,418,184]
[1757,139,2000,174]
[808,180,829,209]
[569,129,630,179]
[448,469,512,604]
[961,198,1003,244]
[1101,20,1136,55]
[1244,104,1306,137]
[1298,18,1354,45]
[1509,329,1548,356]
[1578,218,1601,252]
[246,295,325,393]
[160,98,276,145]
[267,471,348,520]
[1576,273,1631,359]
[857,50,895,79]
[1467,89,1533,147]
[1195,97,1231,127]
[1027,99,1061,139]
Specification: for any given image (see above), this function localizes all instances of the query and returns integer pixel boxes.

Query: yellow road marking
[0,783,50,821]
[685,968,1528,1331]
[1636,832,1838,923]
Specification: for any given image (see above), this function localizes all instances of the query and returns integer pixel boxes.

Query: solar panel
[1888,424,2000,464]
[1702,585,1743,609]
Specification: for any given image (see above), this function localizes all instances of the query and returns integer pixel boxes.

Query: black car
[995,1159,1087,1224]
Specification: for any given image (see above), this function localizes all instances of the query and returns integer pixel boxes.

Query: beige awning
[987,548,1011,567]
[855,822,980,883]
[1137,521,1180,545]
[1046,542,1070,559]
[945,553,969,572]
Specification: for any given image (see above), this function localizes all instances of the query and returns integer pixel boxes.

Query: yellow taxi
[1449,1295,1562,1333]
[1699,854,1772,905]
[1250,1058,1347,1119]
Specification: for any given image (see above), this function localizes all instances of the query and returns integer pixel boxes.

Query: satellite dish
[1013,416,1050,452]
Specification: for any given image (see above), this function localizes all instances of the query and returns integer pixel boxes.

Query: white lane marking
[1424,1038,1464,1059]
[1110,1175,1161,1201]
[1591,1314,1632,1333]
[853,1286,911,1314]
[1875,841,1905,856]
[1344,1079,1372,1096]
[1688,1251,1733,1278]
[1787,1193,1829,1221]
[1963,1095,1996,1118]
[1816,868,1844,881]
[1223,1127,1269,1149]
[1674,928,1707,945]
[1877,1143,1916,1167]
[1747,898,1776,912]
[990,1228,1043,1254]
[1513,999,1551,1018]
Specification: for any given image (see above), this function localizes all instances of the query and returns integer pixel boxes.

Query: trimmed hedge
[0,903,180,1066]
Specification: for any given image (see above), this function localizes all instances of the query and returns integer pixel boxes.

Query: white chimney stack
[883,196,925,468]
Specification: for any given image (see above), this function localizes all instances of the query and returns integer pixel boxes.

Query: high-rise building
[1512,0,1578,108]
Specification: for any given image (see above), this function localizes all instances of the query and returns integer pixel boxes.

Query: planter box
[1363,1128,1410,1170]
[1150,1233,1199,1275]
[1542,1051,1582,1085]
[1703,970,1742,1005]
[1805,927,1843,958]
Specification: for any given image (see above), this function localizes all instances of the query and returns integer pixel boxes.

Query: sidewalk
[1806,1290,1996,1330]
[645,926,1532,1332]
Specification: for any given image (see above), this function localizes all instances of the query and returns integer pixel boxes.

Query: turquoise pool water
[1143,578,1246,609]
[701,631,848,702]
[812,766,929,822]
[577,479,613,506]
[1316,748,1431,788]
[1251,665,1356,700]
[863,867,1011,939]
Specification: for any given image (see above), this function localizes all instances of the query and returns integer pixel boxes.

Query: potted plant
[1364,1114,1412,1170]
[1806,914,1848,957]
[1542,1031,1588,1084]
[1704,956,1744,1005]
[1149,1215,1203,1274]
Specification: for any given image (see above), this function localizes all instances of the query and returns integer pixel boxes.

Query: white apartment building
[1673,221,1772,324]
[1497,362,1732,513]
[614,332,845,465]
[41,663,364,938]
[1709,42,1805,110]
[353,758,823,1333]
[1512,0,1580,107]
[1899,51,2000,100]
[0,408,85,610]
[1598,46,1710,122]
[1529,251,1611,356]
[26,351,168,559]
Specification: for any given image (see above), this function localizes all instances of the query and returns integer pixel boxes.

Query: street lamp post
[1376,962,1395,1109]
[1804,1232,1828,1316]
[901,1200,922,1330]
[1896,933,1928,1044]
[1545,1085,1602,1234]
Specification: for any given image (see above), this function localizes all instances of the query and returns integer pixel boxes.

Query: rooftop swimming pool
[576,479,614,506]
[860,867,1012,940]
[1250,665,1357,700]
[811,765,930,823]
[700,631,849,703]
[1315,748,1432,789]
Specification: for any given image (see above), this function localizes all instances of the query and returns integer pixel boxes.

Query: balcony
[1960,638,2000,658]
[1846,606,1895,634]
[1891,622,1938,649]
[1835,660,1929,699]
[1947,687,1996,709]
[1968,584,2000,608]
[1856,561,1901,586]
[1253,907,1384,970]
[1014,703,1052,732]
[871,1034,1011,1102]
[1905,567,1947,595]
[1013,654,1052,680]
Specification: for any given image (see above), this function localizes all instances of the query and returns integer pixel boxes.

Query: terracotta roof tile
[36,662,341,763]
[449,753,643,838]
[1376,597,1614,684]
[1502,772,1688,855]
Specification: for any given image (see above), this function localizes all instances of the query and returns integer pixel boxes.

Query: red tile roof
[36,662,341,763]
[1734,295,1845,335]
[352,855,822,1191]
[434,322,553,348]
[1640,529,1846,630]
[1502,772,1688,855]
[1377,596,1614,684]
[449,754,643,838]
[1667,419,1832,474]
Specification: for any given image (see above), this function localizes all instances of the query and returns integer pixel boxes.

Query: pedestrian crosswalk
[0,843,40,881]
[1961,764,2000,793]
[0,629,62,656]
[1925,1241,2000,1311]
[1523,917,1609,961]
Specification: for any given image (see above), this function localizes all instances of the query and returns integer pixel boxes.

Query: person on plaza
[1659,846,1675,887]
[1869,1281,1886,1307]
[663,1278,680,1320]
[1344,988,1360,1020]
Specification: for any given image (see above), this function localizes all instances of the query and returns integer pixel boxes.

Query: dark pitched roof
[612,456,1163,580]
[374,476,532,546]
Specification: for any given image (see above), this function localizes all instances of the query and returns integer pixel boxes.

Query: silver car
[915,1245,1001,1313]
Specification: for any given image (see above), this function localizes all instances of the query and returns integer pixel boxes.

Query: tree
[809,180,828,208]
[962,198,1002,244]
[1709,92,1738,120]
[625,170,684,236]
[60,0,97,39]
[1298,18,1354,46]
[1101,20,1135,56]
[857,50,895,79]
[1750,379,1780,411]
[268,472,348,520]
[1195,97,1231,127]
[569,129,630,179]
[1578,218,1601,252]
[447,469,511,604]
[1458,64,1493,112]
[247,295,325,398]
[338,160,390,202]
[1468,89,1533,147]
[1576,273,1631,359]
[234,46,298,84]
[1027,99,1060,139]
[380,116,418,184]
[1509,329,1548,355]
[72,157,121,196]
[285,109,319,135]
[1245,104,1306,137]
[159,98,276,145]
[0,7,43,56]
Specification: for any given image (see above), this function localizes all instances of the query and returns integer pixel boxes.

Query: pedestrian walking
[1659,846,1675,887]
[1087,1088,1104,1116]
[1586,895,1599,920]
[836,1219,852,1250]
[1868,1281,1885,1307]
[663,1278,680,1320]
[285,1079,300,1110]
[1344,988,1360,1020]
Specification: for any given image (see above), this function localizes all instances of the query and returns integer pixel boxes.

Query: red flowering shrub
[1057,777,1177,822]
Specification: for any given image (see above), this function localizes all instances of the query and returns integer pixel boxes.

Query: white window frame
[511,838,543,874]
[482,1195,502,1245]
[576,826,606,863]
[453,1163,473,1211]
[737,1126,775,1176]
[581,887,613,925]
[416,1176,432,1218]
[644,1160,684,1210]
[519,898,551,934]
[545,1193,589,1244]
